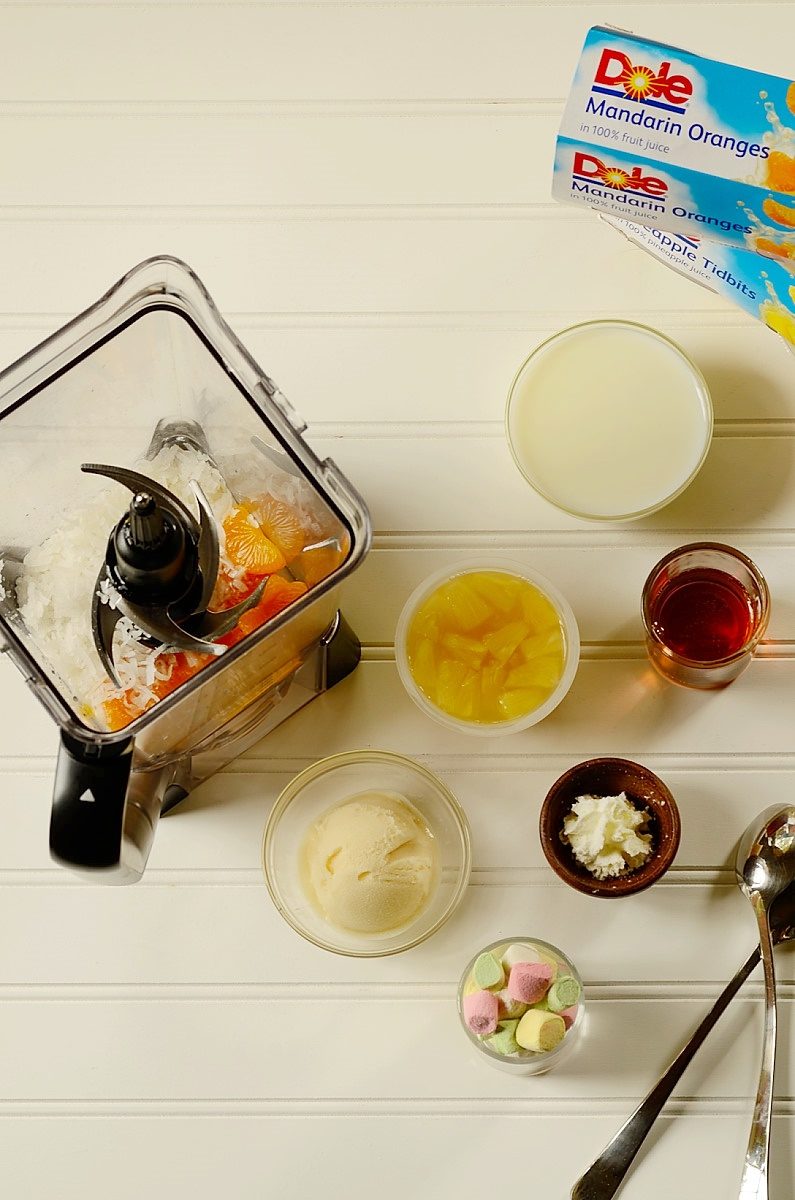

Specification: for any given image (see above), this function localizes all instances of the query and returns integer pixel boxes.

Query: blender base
[159,610,360,816]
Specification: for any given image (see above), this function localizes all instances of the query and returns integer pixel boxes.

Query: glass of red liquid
[642,542,770,689]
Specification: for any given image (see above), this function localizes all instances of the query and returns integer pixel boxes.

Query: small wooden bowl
[539,758,681,898]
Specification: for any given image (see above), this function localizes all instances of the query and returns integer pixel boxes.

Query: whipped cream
[562,792,652,879]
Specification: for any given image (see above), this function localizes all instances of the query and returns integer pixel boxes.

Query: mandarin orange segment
[237,577,308,636]
[762,197,795,229]
[254,494,306,562]
[102,694,137,730]
[152,652,213,701]
[752,236,795,263]
[765,150,795,195]
[223,505,286,575]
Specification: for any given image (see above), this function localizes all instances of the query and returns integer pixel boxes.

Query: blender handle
[50,733,134,871]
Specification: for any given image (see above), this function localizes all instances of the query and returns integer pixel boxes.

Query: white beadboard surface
[1,4,794,1199]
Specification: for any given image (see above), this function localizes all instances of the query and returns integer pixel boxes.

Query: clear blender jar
[0,257,371,882]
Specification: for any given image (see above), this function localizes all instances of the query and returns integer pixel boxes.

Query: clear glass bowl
[457,937,586,1075]
[262,749,471,957]
[395,559,580,736]
[505,320,713,522]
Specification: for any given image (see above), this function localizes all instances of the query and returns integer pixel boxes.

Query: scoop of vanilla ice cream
[301,790,438,933]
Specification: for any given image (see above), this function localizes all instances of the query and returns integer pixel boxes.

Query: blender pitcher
[0,257,371,882]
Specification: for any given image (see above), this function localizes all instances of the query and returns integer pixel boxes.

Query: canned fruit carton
[554,26,795,260]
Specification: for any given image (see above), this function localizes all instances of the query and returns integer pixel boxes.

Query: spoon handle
[570,944,760,1200]
[739,898,778,1200]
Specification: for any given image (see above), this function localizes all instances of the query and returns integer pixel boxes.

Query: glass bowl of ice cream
[457,938,585,1074]
[395,560,580,736]
[262,749,471,956]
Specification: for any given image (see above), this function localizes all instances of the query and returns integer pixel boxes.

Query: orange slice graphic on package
[762,197,795,229]
[753,236,795,264]
[765,150,795,195]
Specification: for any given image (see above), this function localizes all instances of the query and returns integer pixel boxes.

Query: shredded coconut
[17,446,236,722]
[15,442,323,730]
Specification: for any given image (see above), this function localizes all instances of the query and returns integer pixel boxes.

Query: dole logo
[593,48,693,111]
[573,152,668,197]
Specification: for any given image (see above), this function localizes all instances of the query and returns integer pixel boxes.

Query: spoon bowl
[736,805,795,903]
[734,804,795,1200]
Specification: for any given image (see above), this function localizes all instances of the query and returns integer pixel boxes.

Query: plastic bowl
[395,559,580,736]
[457,937,586,1075]
[262,749,471,957]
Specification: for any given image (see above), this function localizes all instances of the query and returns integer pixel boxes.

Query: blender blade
[84,463,265,683]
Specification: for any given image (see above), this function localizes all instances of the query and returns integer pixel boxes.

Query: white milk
[506,321,712,520]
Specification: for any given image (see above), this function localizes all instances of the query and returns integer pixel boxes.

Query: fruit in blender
[405,570,566,724]
[16,444,320,733]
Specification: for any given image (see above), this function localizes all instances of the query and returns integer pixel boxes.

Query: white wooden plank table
[0,3,794,1197]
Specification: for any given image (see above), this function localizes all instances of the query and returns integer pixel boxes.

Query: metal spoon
[735,805,795,1200]
[570,879,795,1200]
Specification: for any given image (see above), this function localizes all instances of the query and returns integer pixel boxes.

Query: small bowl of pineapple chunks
[395,560,580,735]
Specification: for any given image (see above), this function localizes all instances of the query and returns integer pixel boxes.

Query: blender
[0,257,371,882]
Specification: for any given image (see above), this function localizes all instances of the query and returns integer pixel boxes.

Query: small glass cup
[456,937,585,1075]
[641,542,770,690]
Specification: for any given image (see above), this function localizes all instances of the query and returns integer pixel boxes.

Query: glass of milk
[505,320,713,522]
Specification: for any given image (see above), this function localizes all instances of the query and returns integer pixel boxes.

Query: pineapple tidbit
[405,570,566,724]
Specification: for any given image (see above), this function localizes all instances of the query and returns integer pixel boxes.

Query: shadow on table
[642,430,795,531]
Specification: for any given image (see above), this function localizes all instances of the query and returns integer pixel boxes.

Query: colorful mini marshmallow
[459,939,583,1064]
[496,987,527,1020]
[559,1006,579,1031]
[501,942,544,971]
[472,951,505,990]
[516,1008,566,1053]
[507,961,554,1005]
[487,1020,520,1056]
[547,975,581,1013]
[463,989,499,1035]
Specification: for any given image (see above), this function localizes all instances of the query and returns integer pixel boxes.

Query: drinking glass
[641,542,770,689]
